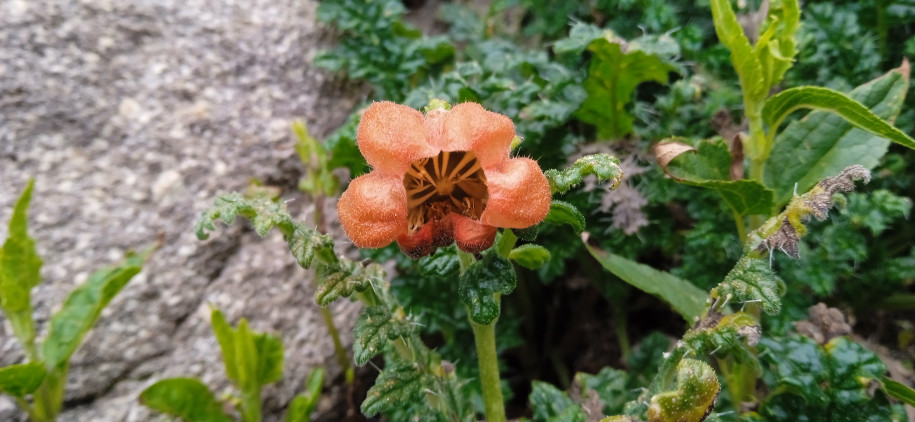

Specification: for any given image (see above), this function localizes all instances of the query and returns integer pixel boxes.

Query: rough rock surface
[0,0,362,420]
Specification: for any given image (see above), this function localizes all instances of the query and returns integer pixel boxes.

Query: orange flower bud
[336,101,551,257]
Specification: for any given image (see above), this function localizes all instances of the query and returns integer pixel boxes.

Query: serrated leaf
[210,308,239,383]
[575,27,678,139]
[683,312,761,374]
[575,367,630,416]
[353,307,416,366]
[529,381,587,421]
[764,86,915,151]
[43,246,153,370]
[711,257,782,315]
[545,153,623,194]
[584,243,706,321]
[288,226,334,270]
[543,200,586,234]
[139,377,233,422]
[764,64,910,207]
[709,0,767,120]
[314,261,382,306]
[0,362,46,397]
[508,244,551,270]
[195,193,296,241]
[458,252,517,325]
[646,359,720,422]
[881,377,915,406]
[0,179,42,349]
[658,139,774,216]
[361,360,430,417]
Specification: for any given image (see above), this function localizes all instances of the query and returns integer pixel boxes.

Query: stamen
[403,150,489,233]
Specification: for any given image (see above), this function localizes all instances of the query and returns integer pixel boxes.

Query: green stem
[240,387,262,422]
[732,210,747,244]
[32,368,66,422]
[496,229,518,258]
[15,396,38,421]
[320,305,352,381]
[470,316,507,422]
[613,304,632,362]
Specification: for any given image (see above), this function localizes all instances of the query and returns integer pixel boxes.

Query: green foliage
[584,243,707,321]
[211,308,284,389]
[764,63,911,206]
[529,381,586,422]
[755,336,893,421]
[881,377,915,407]
[285,368,325,422]
[559,24,679,139]
[458,252,517,325]
[315,0,454,100]
[314,260,382,306]
[0,363,46,398]
[646,359,720,422]
[0,179,42,351]
[508,244,552,270]
[659,138,775,217]
[544,154,623,195]
[353,306,417,366]
[711,258,783,315]
[543,200,586,234]
[361,360,432,417]
[293,121,339,198]
[139,378,233,422]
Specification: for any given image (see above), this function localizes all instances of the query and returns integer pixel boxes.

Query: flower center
[403,150,489,232]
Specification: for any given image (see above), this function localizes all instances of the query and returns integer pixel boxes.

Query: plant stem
[732,210,747,244]
[471,316,507,422]
[313,192,353,382]
[240,387,262,422]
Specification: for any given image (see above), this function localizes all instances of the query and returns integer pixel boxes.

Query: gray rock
[0,0,364,420]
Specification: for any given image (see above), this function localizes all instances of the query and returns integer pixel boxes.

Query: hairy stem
[471,316,507,422]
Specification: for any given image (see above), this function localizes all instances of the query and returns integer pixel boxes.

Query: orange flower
[337,101,551,258]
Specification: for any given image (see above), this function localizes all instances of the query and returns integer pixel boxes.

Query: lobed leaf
[139,377,232,422]
[314,261,382,306]
[43,245,154,370]
[584,243,706,321]
[710,257,782,315]
[458,252,517,325]
[361,360,431,417]
[353,306,416,366]
[0,362,46,397]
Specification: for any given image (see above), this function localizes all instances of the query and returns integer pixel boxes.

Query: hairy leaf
[543,200,586,234]
[711,257,782,315]
[353,306,416,366]
[763,64,910,206]
[509,244,552,270]
[314,261,382,306]
[529,381,587,422]
[585,243,706,321]
[544,153,623,194]
[646,359,720,422]
[139,378,232,422]
[43,246,153,370]
[0,362,46,397]
[458,252,517,325]
[361,360,431,417]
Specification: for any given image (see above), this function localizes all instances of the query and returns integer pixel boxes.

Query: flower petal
[441,102,515,168]
[396,218,454,258]
[337,172,408,248]
[480,157,551,228]
[358,101,438,175]
[452,214,497,253]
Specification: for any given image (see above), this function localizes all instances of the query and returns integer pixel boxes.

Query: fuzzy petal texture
[441,102,515,168]
[357,101,439,175]
[337,172,408,248]
[396,217,454,258]
[452,214,497,253]
[480,157,551,228]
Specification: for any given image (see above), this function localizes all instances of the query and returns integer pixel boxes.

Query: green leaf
[882,377,915,406]
[659,139,775,216]
[285,368,325,422]
[575,28,678,139]
[764,86,915,151]
[509,244,552,270]
[763,65,910,207]
[544,153,623,195]
[314,261,382,306]
[361,360,431,417]
[646,359,720,422]
[458,252,517,325]
[0,179,42,349]
[210,308,239,383]
[353,307,416,366]
[584,243,706,321]
[711,257,782,315]
[0,362,46,397]
[575,367,630,416]
[42,246,154,370]
[753,0,800,90]
[139,377,233,422]
[543,200,586,234]
[529,381,587,422]
[709,0,767,108]
[253,331,284,386]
